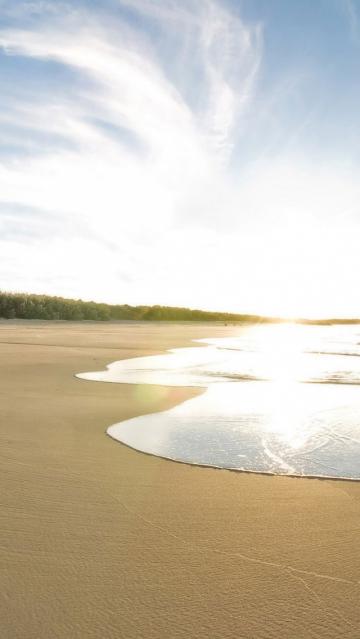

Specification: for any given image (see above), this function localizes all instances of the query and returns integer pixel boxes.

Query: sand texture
[1,320,360,638]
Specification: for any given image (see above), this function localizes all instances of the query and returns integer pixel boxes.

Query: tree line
[1,291,359,324]
[0,291,272,323]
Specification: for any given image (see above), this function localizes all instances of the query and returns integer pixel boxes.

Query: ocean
[77,323,360,479]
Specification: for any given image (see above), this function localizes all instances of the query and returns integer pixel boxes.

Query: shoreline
[106,429,360,483]
[1,320,360,638]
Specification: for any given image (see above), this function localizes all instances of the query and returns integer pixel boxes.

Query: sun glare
[247,323,309,382]
[245,324,321,449]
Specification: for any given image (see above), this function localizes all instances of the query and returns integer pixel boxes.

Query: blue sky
[0,0,359,317]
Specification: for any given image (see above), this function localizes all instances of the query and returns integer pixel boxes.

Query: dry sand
[1,320,360,639]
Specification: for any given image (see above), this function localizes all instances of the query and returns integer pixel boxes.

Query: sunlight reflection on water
[77,323,360,479]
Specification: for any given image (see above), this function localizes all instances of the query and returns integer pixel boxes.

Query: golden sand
[1,321,360,638]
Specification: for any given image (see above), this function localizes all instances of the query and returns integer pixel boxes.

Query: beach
[1,320,360,639]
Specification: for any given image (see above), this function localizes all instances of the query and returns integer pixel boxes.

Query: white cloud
[0,0,359,317]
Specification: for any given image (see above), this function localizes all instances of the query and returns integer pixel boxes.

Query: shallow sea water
[77,324,360,479]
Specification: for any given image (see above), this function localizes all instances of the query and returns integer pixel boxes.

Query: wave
[210,345,360,358]
[80,326,360,481]
[205,371,360,386]
[306,350,360,357]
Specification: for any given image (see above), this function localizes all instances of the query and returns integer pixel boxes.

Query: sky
[0,0,360,318]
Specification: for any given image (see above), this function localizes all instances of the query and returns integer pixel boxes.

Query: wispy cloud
[0,0,359,317]
[0,0,261,297]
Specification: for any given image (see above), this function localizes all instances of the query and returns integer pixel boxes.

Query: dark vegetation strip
[0,291,359,324]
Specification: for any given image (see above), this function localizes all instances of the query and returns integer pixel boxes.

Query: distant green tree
[2,290,354,324]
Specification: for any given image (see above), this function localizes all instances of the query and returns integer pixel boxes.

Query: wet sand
[1,320,360,639]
